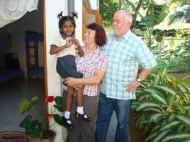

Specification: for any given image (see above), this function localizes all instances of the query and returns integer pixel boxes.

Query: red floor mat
[0,131,28,142]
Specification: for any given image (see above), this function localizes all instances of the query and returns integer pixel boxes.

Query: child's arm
[49,44,66,55]
[50,39,73,55]
[74,39,84,57]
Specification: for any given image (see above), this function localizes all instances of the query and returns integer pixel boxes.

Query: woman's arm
[65,69,106,86]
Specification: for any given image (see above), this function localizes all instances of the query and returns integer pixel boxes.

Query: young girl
[50,12,89,128]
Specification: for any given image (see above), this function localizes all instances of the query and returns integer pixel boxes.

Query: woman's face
[61,21,75,37]
[83,29,96,46]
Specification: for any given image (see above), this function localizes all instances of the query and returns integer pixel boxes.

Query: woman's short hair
[87,23,107,46]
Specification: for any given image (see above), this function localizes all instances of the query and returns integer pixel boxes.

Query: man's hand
[126,80,140,92]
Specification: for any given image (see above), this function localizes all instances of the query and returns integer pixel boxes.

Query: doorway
[0,0,45,131]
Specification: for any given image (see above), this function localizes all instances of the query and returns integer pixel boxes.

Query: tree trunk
[131,0,143,30]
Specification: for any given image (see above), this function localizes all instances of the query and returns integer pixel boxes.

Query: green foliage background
[99,0,190,72]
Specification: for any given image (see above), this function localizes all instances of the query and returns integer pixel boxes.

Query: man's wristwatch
[137,78,142,83]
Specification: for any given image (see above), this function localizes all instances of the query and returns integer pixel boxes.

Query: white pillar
[74,0,83,42]
[45,0,68,141]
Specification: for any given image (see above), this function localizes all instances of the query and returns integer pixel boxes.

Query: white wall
[75,0,83,42]
[45,0,68,142]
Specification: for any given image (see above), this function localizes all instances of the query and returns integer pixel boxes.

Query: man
[95,10,156,142]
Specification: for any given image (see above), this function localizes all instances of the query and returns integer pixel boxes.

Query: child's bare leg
[75,86,84,114]
[64,86,74,120]
[66,86,74,111]
[75,86,89,120]
[76,86,84,107]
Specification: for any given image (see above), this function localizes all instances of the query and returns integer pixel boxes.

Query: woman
[64,23,107,142]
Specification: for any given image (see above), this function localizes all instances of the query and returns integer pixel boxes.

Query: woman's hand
[64,77,80,86]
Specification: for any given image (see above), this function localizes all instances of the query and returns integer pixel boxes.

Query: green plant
[44,95,66,127]
[52,96,66,126]
[153,38,190,72]
[18,96,55,139]
[132,70,190,142]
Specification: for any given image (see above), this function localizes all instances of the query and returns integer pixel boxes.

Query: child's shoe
[75,112,90,121]
[62,116,73,129]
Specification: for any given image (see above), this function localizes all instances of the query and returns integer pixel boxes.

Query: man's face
[112,13,130,38]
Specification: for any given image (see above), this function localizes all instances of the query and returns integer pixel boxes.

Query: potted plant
[18,96,55,142]
[44,95,66,127]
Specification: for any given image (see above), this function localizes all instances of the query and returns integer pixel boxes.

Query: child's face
[61,21,75,37]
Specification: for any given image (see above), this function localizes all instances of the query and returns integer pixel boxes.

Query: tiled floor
[0,79,45,131]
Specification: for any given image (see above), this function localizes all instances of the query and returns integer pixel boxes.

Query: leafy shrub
[132,70,190,142]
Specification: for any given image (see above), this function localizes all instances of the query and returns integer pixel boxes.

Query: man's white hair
[115,10,133,24]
